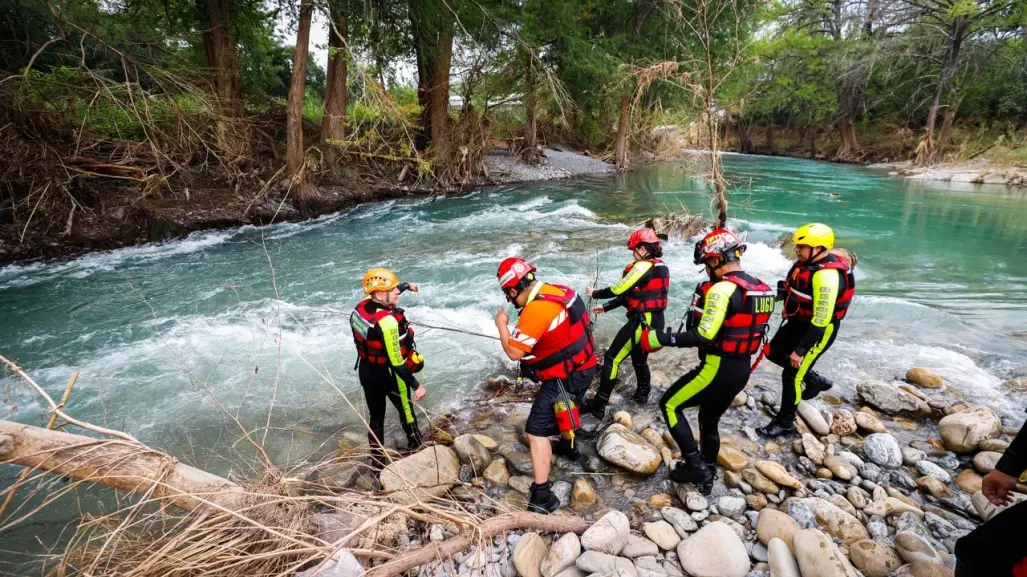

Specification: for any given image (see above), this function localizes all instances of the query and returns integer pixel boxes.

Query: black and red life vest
[350,299,422,372]
[782,253,856,322]
[623,259,669,313]
[688,272,776,356]
[521,284,597,381]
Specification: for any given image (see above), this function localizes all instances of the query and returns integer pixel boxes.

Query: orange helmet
[362,267,399,295]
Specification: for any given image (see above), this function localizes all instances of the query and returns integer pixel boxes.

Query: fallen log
[366,512,591,577]
[0,420,244,513]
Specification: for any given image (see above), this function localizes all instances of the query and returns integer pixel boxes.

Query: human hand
[983,468,1017,506]
[495,307,509,327]
[584,287,596,297]
[414,386,427,401]
[592,305,605,314]
[789,352,803,369]
[407,282,420,293]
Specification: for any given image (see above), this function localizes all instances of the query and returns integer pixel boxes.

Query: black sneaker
[756,419,796,439]
[527,481,561,514]
[581,397,608,420]
[669,458,714,495]
[630,388,650,405]
[801,371,834,400]
[552,437,580,460]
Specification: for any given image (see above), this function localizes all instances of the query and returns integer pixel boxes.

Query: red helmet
[497,257,536,291]
[694,228,745,265]
[627,227,660,250]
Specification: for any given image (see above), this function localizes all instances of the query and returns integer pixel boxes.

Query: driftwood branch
[0,420,244,513]
[366,512,592,577]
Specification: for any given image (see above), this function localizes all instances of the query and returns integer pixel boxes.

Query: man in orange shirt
[495,257,597,513]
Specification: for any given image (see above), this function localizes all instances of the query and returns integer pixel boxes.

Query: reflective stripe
[395,372,415,423]
[663,354,722,427]
[792,323,835,405]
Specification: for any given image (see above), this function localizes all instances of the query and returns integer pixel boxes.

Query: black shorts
[525,367,596,437]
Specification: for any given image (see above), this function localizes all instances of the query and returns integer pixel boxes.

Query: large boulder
[676,522,750,577]
[515,532,549,577]
[581,510,631,555]
[863,433,903,468]
[756,508,799,550]
[857,381,931,417]
[453,434,492,474]
[797,402,831,436]
[793,529,860,577]
[597,424,662,475]
[767,538,800,577]
[939,406,1002,453]
[379,445,461,503]
[541,533,582,577]
[804,497,870,544]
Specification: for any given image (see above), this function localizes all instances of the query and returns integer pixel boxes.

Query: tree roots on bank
[0,356,589,577]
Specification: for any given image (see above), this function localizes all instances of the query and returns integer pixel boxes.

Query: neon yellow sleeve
[377,315,406,367]
[609,261,654,295]
[697,281,737,340]
[811,269,840,328]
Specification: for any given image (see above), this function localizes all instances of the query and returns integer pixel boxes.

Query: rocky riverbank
[869,159,1027,188]
[0,148,614,265]
[298,335,1026,577]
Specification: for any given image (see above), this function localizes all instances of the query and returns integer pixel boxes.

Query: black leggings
[767,318,839,421]
[358,361,422,451]
[955,499,1027,576]
[594,311,665,402]
[660,353,750,464]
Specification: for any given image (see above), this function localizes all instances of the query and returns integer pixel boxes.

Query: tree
[286,0,316,204]
[321,0,348,176]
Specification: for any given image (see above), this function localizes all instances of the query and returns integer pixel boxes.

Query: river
[1,155,1026,560]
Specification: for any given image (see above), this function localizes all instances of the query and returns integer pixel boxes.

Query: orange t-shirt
[509,283,567,354]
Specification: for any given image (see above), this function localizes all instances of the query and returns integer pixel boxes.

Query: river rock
[504,451,535,475]
[804,497,870,544]
[755,460,802,489]
[894,531,944,565]
[597,424,661,475]
[849,539,904,577]
[916,476,953,499]
[676,522,750,577]
[787,499,817,529]
[756,508,798,549]
[572,478,597,510]
[824,455,857,480]
[846,486,868,509]
[471,434,497,450]
[906,368,944,389]
[972,489,1027,521]
[830,409,858,437]
[801,434,827,465]
[484,460,510,485]
[863,433,903,468]
[644,521,681,550]
[453,434,492,473]
[718,446,749,472]
[718,495,747,518]
[380,445,461,503]
[828,494,858,517]
[857,381,930,417]
[648,493,673,509]
[542,533,581,577]
[683,491,708,511]
[978,438,1009,452]
[510,475,533,494]
[641,428,666,449]
[954,469,983,494]
[742,468,781,494]
[515,532,549,577]
[661,507,698,536]
[938,406,1002,453]
[864,497,924,519]
[581,511,630,555]
[575,552,636,576]
[903,446,928,466]
[854,411,889,434]
[746,493,768,511]
[613,411,633,429]
[767,538,800,577]
[973,451,1002,474]
[792,528,860,577]
[621,535,659,558]
[1004,378,1027,391]
[798,402,831,436]
[633,556,676,577]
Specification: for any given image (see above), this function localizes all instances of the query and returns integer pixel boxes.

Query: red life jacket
[782,253,856,322]
[350,299,422,372]
[688,272,776,356]
[521,284,597,381]
[623,259,669,313]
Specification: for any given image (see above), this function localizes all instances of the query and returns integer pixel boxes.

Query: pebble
[542,533,582,577]
[581,511,631,555]
[916,476,953,500]
[513,533,548,577]
[916,460,952,483]
[718,496,747,518]
[849,539,904,577]
[620,535,659,558]
[954,469,983,494]
[766,538,800,577]
[643,521,681,551]
[894,531,945,565]
[867,516,889,540]
[824,455,857,480]
[661,507,698,537]
[786,500,817,530]
[863,433,904,468]
[745,493,767,511]
[575,552,636,576]
[749,541,769,563]
[854,411,889,433]
[972,451,1002,474]
[754,460,803,489]
[800,434,826,465]
[684,491,708,512]
[797,402,831,436]
[903,446,928,466]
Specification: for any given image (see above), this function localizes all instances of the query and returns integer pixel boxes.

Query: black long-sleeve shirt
[996,408,1027,479]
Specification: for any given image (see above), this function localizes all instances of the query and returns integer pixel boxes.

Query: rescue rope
[409,321,500,341]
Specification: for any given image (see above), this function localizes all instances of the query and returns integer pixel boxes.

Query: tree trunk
[925,18,967,137]
[736,115,754,154]
[429,23,453,166]
[0,420,244,513]
[286,0,314,199]
[522,49,540,165]
[808,126,817,157]
[935,105,958,163]
[766,124,776,155]
[196,0,249,158]
[835,118,860,159]
[614,93,630,169]
[321,4,348,178]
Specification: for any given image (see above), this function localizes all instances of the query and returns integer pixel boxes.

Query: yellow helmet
[792,223,835,250]
[362,267,399,295]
